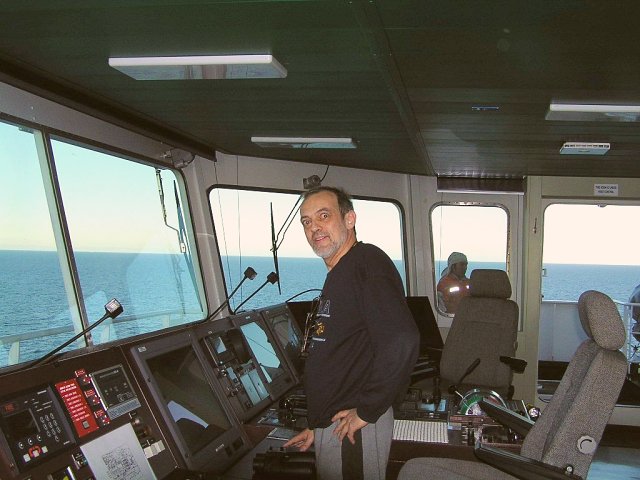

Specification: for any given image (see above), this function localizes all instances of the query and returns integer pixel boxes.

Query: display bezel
[257,303,305,381]
[195,313,273,422]
[231,311,297,400]
[128,330,248,473]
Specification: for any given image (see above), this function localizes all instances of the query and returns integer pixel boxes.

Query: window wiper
[270,203,281,295]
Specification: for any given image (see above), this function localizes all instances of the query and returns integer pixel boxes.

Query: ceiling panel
[0,0,639,178]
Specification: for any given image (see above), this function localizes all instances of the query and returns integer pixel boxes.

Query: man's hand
[331,408,368,444]
[282,428,314,452]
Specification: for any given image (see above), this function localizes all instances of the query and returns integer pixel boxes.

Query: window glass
[431,204,509,315]
[542,204,640,303]
[209,188,405,312]
[52,139,205,342]
[0,121,73,366]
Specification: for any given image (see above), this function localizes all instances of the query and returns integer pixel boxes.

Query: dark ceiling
[1,0,640,178]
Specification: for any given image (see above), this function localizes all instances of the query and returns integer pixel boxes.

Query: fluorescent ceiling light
[546,102,640,122]
[108,54,287,80]
[251,137,357,149]
[559,142,610,155]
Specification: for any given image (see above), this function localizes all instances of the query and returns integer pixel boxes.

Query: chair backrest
[406,296,444,353]
[519,290,627,478]
[439,269,518,396]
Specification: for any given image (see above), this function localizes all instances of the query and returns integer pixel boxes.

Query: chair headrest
[470,269,512,299]
[578,290,626,350]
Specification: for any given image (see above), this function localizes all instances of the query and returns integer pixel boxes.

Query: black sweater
[304,242,420,428]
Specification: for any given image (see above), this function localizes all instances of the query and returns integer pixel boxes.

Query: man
[436,251,470,314]
[283,186,419,479]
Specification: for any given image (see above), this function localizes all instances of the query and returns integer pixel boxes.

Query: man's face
[452,261,468,277]
[300,190,354,260]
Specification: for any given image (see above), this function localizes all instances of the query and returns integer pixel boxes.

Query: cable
[285,289,323,302]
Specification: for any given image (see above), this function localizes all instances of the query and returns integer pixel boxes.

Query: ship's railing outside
[0,308,202,366]
[541,299,640,369]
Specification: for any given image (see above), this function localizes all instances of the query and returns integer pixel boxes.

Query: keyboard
[392,419,449,443]
[267,426,299,440]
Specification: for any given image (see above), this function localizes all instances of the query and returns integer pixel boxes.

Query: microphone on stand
[202,267,258,322]
[448,358,481,400]
[233,272,279,314]
[29,298,123,369]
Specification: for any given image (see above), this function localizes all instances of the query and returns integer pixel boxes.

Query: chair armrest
[474,444,583,480]
[478,400,534,438]
[500,356,527,374]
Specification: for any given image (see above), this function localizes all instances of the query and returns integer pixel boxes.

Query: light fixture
[559,142,610,155]
[108,54,287,80]
[546,102,640,122]
[251,137,357,149]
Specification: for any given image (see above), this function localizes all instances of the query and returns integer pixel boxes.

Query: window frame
[207,184,410,310]
[0,115,206,366]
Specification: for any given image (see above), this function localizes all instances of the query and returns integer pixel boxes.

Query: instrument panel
[0,348,178,480]
[0,304,305,480]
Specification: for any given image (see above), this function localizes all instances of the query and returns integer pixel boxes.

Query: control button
[73,451,88,469]
[28,446,42,458]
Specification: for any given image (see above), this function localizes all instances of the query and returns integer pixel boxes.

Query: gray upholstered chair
[398,290,628,480]
[413,269,520,400]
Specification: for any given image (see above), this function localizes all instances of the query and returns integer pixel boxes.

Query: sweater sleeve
[355,252,420,423]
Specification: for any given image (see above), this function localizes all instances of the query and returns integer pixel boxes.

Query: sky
[2,119,640,266]
[210,188,404,259]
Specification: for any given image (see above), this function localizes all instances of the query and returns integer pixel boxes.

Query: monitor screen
[195,315,272,422]
[232,313,296,399]
[259,303,305,378]
[129,331,248,472]
[406,296,444,352]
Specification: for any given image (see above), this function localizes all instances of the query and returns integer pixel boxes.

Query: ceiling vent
[559,142,610,155]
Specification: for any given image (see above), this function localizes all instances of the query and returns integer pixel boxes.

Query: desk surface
[219,396,525,480]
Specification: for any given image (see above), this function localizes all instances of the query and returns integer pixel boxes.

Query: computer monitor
[195,312,273,422]
[231,312,297,400]
[285,300,313,335]
[128,330,249,473]
[258,303,305,379]
[406,296,444,355]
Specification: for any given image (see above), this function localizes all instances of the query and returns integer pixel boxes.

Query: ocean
[2,250,639,365]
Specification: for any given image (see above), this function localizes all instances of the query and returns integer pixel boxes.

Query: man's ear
[346,210,356,228]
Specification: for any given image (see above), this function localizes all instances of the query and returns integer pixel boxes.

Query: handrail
[0,308,204,366]
[540,299,639,365]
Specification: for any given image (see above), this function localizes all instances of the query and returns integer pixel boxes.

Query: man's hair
[302,186,354,216]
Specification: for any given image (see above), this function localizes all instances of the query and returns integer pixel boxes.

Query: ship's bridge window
[430,204,509,316]
[0,119,205,367]
[541,203,640,368]
[542,203,640,303]
[209,187,406,311]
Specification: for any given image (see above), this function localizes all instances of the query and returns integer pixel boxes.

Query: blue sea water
[2,250,639,365]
